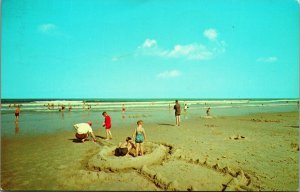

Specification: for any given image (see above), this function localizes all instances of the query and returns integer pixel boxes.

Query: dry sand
[1,111,299,191]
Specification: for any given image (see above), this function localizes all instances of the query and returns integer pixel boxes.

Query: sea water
[1,98,298,137]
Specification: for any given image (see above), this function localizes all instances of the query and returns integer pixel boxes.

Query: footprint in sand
[229,134,246,140]
[291,143,299,151]
[205,124,218,128]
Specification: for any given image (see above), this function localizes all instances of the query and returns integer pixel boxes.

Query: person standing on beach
[15,106,20,121]
[102,112,112,140]
[73,121,97,143]
[122,104,126,113]
[206,107,211,116]
[184,103,188,112]
[174,100,181,126]
[132,120,147,157]
[68,104,72,111]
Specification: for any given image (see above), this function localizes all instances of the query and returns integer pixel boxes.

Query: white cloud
[136,29,225,61]
[157,70,181,78]
[138,40,213,60]
[142,38,157,48]
[203,28,218,41]
[167,43,213,60]
[38,23,57,33]
[257,56,278,63]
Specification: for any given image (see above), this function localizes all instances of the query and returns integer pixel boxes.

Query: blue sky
[2,0,299,99]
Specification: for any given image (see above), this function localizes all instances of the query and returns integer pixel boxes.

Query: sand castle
[87,141,253,191]
[88,142,170,171]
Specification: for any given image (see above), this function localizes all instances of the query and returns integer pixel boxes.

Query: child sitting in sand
[132,120,147,157]
[115,137,135,156]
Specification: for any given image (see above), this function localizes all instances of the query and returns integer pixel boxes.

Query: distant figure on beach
[206,107,211,116]
[102,112,112,140]
[122,104,126,113]
[184,103,188,112]
[174,100,181,126]
[73,121,97,143]
[68,104,72,111]
[59,105,65,112]
[15,106,20,121]
[132,120,147,157]
[115,137,135,156]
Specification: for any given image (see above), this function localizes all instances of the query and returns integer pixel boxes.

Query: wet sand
[1,111,299,190]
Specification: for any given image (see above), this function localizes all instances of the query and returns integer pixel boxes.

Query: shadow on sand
[68,138,84,143]
[284,125,299,129]
[96,135,106,139]
[157,123,175,126]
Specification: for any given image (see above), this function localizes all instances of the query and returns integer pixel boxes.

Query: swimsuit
[75,133,88,140]
[135,132,144,143]
[115,147,128,156]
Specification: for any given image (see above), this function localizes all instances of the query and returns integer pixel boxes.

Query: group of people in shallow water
[73,111,147,157]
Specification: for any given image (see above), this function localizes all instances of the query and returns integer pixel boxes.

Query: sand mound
[88,142,170,171]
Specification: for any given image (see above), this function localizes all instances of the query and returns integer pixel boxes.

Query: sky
[1,0,299,99]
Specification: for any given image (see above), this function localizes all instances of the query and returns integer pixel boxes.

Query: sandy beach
[1,109,299,191]
[3,0,299,190]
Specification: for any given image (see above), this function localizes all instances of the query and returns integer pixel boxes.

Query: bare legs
[105,129,113,140]
[175,115,181,126]
[135,143,144,157]
[136,144,140,157]
[140,143,144,156]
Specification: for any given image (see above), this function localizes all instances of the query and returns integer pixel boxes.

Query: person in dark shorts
[173,100,181,126]
[15,106,20,121]
[115,137,135,156]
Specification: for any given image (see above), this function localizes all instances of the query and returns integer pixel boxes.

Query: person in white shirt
[73,121,97,143]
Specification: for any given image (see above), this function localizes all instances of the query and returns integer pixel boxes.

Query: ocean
[1,98,299,112]
[1,98,299,137]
